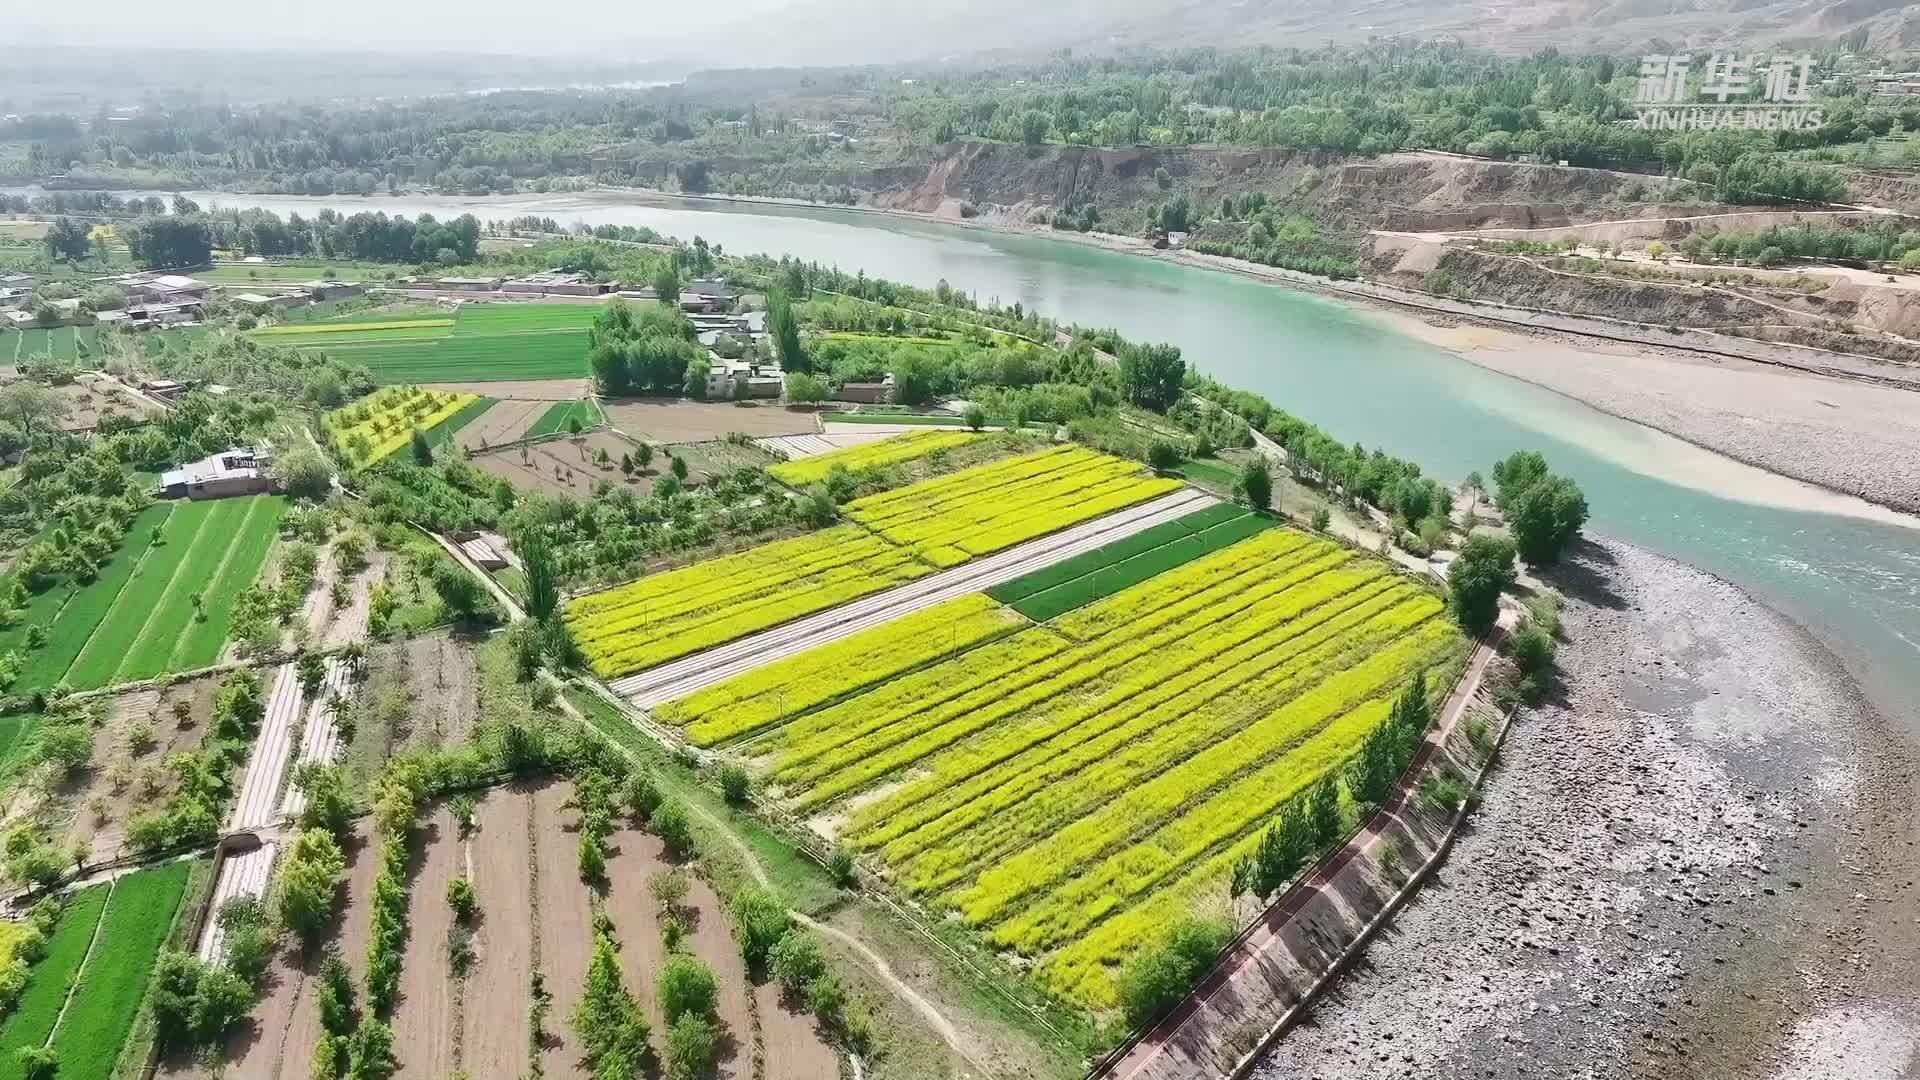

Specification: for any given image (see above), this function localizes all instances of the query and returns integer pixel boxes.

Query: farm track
[612,488,1217,706]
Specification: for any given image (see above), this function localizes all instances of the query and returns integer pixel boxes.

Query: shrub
[827,848,856,887]
[623,770,661,821]
[650,800,694,857]
[664,1014,720,1080]
[1310,507,1331,532]
[446,877,477,921]
[1116,918,1231,1028]
[769,931,827,995]
[1146,439,1183,471]
[717,764,750,805]
[730,887,791,967]
[656,954,718,1022]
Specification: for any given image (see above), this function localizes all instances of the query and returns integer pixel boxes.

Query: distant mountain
[686,0,1920,65]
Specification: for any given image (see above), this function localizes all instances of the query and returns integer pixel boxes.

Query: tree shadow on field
[1540,537,1628,611]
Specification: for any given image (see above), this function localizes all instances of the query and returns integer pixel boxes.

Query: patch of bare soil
[56,676,221,864]
[320,549,389,650]
[602,825,754,1079]
[756,980,839,1080]
[466,785,536,1080]
[56,374,164,434]
[424,378,590,401]
[457,398,549,451]
[533,781,595,1078]
[473,431,645,499]
[604,398,820,442]
[401,632,480,752]
[393,807,462,1079]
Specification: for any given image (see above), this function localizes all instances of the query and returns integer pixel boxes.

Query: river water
[191,190,1920,732]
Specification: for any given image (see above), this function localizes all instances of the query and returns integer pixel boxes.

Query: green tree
[292,763,354,839]
[573,934,654,1072]
[409,428,432,467]
[1305,772,1341,846]
[650,800,694,857]
[670,455,689,482]
[784,372,829,403]
[271,446,333,500]
[657,954,718,1022]
[718,764,749,805]
[664,1014,720,1080]
[964,403,987,431]
[1490,450,1550,510]
[654,263,681,307]
[1240,458,1272,511]
[274,828,346,945]
[516,528,560,621]
[44,217,92,262]
[731,887,790,967]
[1506,475,1588,566]
[767,287,808,373]
[1448,533,1516,634]
[430,562,486,624]
[1117,341,1186,411]
[769,931,827,995]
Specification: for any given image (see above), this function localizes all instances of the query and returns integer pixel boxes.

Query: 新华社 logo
[1632,53,1825,130]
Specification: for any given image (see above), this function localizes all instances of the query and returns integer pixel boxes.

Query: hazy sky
[17,0,798,57]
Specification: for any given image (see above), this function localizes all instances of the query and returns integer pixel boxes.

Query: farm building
[460,536,509,569]
[160,445,276,500]
[502,270,612,297]
[232,291,308,312]
[125,299,205,325]
[438,276,504,292]
[115,272,212,303]
[140,378,186,401]
[0,287,28,310]
[840,373,897,405]
[303,279,366,301]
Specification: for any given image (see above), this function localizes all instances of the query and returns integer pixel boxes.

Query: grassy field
[18,497,284,692]
[0,885,109,1080]
[0,714,43,776]
[256,302,597,382]
[660,526,1467,1010]
[424,396,498,448]
[523,399,601,438]
[2,325,104,365]
[991,505,1274,622]
[47,861,191,1078]
[13,504,173,692]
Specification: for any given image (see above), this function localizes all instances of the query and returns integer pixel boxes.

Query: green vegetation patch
[998,509,1276,622]
[47,861,191,1078]
[307,333,588,383]
[13,503,174,692]
[165,495,286,673]
[818,412,972,426]
[524,399,600,438]
[455,304,601,332]
[0,885,109,1080]
[63,501,221,690]
[0,714,44,777]
[425,397,498,448]
[989,503,1249,604]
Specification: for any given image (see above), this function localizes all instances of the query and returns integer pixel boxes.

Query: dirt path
[465,787,536,1079]
[532,781,593,1078]
[394,808,461,1078]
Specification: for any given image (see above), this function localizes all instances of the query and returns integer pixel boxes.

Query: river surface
[189,190,1920,733]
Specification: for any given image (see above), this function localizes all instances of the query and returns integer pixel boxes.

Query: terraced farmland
[671,527,1467,1009]
[565,446,1182,681]
[3,325,104,364]
[259,302,597,382]
[10,496,285,692]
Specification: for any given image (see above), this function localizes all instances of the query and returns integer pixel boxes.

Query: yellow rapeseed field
[322,385,477,467]
[766,429,982,487]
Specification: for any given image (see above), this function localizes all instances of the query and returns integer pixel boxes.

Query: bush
[623,770,661,821]
[1146,439,1184,472]
[446,877,477,921]
[827,847,856,887]
[717,764,750,805]
[656,954,718,1022]
[964,403,987,431]
[1116,918,1231,1028]
[1310,507,1331,532]
[769,931,827,995]
[1447,534,1515,635]
[665,1014,720,1080]
[650,799,694,857]
[730,887,791,967]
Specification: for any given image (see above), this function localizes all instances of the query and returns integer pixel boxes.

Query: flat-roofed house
[159,445,276,500]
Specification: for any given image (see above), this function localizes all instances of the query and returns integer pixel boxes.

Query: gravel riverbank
[1247,539,1920,1080]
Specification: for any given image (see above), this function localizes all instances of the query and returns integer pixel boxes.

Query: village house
[159,445,276,500]
[303,279,366,301]
[502,270,612,297]
[436,276,504,292]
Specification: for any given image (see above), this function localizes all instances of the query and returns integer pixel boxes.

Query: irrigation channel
[188,187,1920,749]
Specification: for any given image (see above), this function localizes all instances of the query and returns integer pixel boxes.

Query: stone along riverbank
[1248,539,1920,1080]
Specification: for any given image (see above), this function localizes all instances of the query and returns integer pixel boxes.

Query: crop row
[168,496,286,670]
[767,430,983,487]
[253,318,454,336]
[859,578,1425,887]
[987,502,1249,603]
[974,618,1463,946]
[842,444,1103,523]
[571,524,892,625]
[0,886,108,1080]
[454,304,601,331]
[63,499,222,689]
[13,504,173,692]
[308,332,588,383]
[773,534,1344,804]
[1011,511,1275,622]
[569,530,933,678]
[656,594,1019,746]
[48,861,191,1077]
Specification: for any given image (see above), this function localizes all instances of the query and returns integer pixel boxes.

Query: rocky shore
[1247,539,1920,1080]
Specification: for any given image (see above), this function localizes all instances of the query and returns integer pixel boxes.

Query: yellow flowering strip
[1036,650,1472,1008]
[843,445,1183,566]
[862,582,1428,896]
[656,595,1021,746]
[774,536,1338,803]
[950,617,1461,929]
[564,526,934,679]
[767,430,982,487]
[253,318,453,335]
[323,385,478,467]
